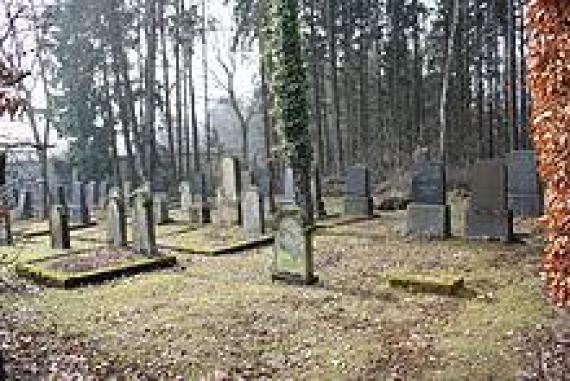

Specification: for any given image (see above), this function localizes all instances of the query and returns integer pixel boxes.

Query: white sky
[0,0,259,153]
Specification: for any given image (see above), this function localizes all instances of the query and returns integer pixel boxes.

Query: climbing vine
[527,0,570,307]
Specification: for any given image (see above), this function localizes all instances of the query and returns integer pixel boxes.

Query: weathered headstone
[344,164,373,217]
[283,167,295,204]
[218,157,242,225]
[34,179,47,218]
[406,161,450,238]
[123,181,132,210]
[311,166,326,219]
[107,187,127,247]
[179,181,192,211]
[506,150,543,217]
[54,185,67,206]
[86,181,99,213]
[272,205,316,285]
[98,181,110,209]
[0,213,12,246]
[243,186,265,238]
[190,173,211,224]
[70,181,90,225]
[132,189,156,255]
[50,204,70,249]
[13,189,33,220]
[254,164,273,216]
[465,159,513,241]
[153,192,170,225]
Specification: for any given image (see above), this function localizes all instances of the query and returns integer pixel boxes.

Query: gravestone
[98,181,110,209]
[86,181,99,213]
[153,192,170,225]
[344,164,373,217]
[50,204,70,249]
[283,167,295,204]
[54,185,67,206]
[241,170,256,193]
[0,213,12,246]
[34,179,47,218]
[243,186,265,238]
[13,189,33,220]
[123,181,132,210]
[107,187,127,247]
[465,159,513,241]
[506,150,543,217]
[218,157,242,225]
[132,189,156,255]
[189,173,211,224]
[311,166,326,219]
[179,181,192,211]
[272,205,316,285]
[254,164,273,216]
[70,181,90,225]
[406,161,450,238]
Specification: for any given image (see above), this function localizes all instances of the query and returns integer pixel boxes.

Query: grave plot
[14,191,176,288]
[159,223,273,256]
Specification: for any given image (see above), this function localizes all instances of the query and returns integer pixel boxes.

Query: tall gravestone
[465,159,513,241]
[123,181,132,211]
[283,167,295,205]
[190,173,211,224]
[107,187,127,247]
[254,164,273,216]
[179,181,192,211]
[506,150,543,217]
[153,192,170,225]
[243,186,265,238]
[70,181,90,225]
[406,161,450,238]
[50,188,70,249]
[218,157,242,226]
[98,181,110,209]
[272,205,316,285]
[86,181,99,213]
[34,179,47,219]
[344,164,373,217]
[132,189,156,255]
[14,189,33,220]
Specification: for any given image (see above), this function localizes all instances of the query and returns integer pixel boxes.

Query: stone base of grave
[508,194,543,218]
[465,208,514,241]
[388,273,464,295]
[218,201,242,226]
[271,271,319,286]
[405,203,450,238]
[343,196,373,217]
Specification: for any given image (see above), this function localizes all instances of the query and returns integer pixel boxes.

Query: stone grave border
[16,251,176,288]
[387,271,465,296]
[161,234,274,257]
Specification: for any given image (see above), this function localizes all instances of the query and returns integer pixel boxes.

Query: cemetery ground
[0,198,567,380]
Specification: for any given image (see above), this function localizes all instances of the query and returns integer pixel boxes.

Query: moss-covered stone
[388,272,465,295]
[16,255,177,288]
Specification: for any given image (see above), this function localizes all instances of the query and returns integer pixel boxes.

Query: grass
[0,199,559,379]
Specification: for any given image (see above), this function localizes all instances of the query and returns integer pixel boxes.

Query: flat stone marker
[132,189,156,255]
[406,161,450,238]
[344,164,373,217]
[50,204,70,249]
[272,205,317,285]
[465,159,513,241]
[506,150,543,217]
[218,157,242,226]
[243,186,265,238]
[70,181,90,225]
[107,187,127,247]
